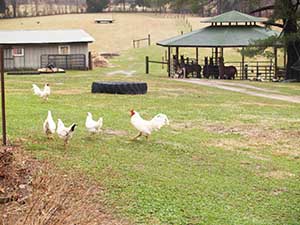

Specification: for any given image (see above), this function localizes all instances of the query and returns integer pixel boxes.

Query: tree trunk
[0,0,5,14]
[12,0,17,17]
[285,18,300,80]
[217,0,222,14]
[286,41,300,80]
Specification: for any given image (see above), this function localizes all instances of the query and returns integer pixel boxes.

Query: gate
[41,54,86,70]
[3,48,14,71]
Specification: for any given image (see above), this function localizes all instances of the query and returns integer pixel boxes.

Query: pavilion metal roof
[157,25,280,48]
[202,10,266,23]
[0,29,94,45]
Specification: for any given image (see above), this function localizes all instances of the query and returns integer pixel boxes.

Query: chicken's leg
[64,140,68,149]
[47,135,54,140]
[131,132,142,141]
[145,135,150,141]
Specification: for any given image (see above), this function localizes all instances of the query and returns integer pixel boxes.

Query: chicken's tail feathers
[70,123,77,132]
[32,84,42,95]
[47,110,53,119]
[57,119,64,128]
[98,117,103,123]
[150,113,169,130]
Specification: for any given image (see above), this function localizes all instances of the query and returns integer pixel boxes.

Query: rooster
[85,112,103,134]
[56,119,77,148]
[32,83,51,101]
[43,110,56,139]
[130,110,169,140]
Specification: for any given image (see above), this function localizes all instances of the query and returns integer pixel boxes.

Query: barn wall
[4,43,89,70]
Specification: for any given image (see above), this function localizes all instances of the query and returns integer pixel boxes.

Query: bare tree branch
[250,5,274,14]
[263,21,285,28]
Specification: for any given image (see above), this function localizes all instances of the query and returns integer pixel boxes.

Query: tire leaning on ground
[91,82,148,95]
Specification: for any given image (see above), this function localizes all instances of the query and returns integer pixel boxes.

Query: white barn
[0,29,94,71]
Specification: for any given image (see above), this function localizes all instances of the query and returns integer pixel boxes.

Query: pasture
[1,13,300,224]
[0,13,204,53]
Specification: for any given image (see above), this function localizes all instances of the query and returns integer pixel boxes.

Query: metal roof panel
[202,10,266,23]
[0,29,94,44]
[157,25,280,47]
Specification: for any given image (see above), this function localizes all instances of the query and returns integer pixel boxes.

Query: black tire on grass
[91,82,147,95]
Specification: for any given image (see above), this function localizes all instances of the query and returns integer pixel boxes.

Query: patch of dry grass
[0,147,128,225]
[203,122,300,160]
[262,170,296,179]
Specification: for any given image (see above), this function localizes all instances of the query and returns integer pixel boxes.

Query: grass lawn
[2,45,300,224]
[1,12,300,224]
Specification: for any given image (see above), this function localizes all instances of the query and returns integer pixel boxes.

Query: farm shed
[0,29,94,71]
[157,10,283,80]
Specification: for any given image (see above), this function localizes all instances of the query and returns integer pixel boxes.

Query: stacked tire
[91,82,147,95]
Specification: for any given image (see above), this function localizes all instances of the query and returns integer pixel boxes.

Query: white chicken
[130,109,169,140]
[43,110,56,138]
[85,112,103,134]
[56,119,77,148]
[32,83,51,101]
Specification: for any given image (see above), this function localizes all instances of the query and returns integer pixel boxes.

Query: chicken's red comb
[130,109,135,117]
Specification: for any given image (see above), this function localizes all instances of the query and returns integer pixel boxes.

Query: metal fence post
[0,48,7,146]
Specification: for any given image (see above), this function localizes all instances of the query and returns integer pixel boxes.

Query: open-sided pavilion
[157,10,283,80]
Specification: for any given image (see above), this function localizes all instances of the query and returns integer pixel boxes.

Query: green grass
[2,46,300,224]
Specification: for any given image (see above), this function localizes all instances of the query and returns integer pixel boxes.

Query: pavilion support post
[196,47,199,63]
[0,47,7,146]
[168,46,171,77]
[284,47,287,70]
[274,47,278,78]
[176,47,179,61]
[220,48,224,58]
[215,47,218,65]
[241,47,245,80]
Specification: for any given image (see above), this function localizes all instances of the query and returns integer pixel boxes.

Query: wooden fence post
[145,56,149,74]
[88,51,93,70]
[133,40,135,48]
[148,34,151,46]
[168,47,171,77]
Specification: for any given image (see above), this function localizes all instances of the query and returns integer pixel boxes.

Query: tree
[0,0,6,14]
[250,0,300,80]
[87,0,109,12]
[12,0,17,17]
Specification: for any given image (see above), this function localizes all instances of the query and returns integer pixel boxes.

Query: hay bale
[93,55,109,67]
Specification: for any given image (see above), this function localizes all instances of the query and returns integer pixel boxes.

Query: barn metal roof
[157,25,280,48]
[0,29,94,45]
[202,10,266,23]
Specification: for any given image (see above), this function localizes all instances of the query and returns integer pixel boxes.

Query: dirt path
[177,79,300,104]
